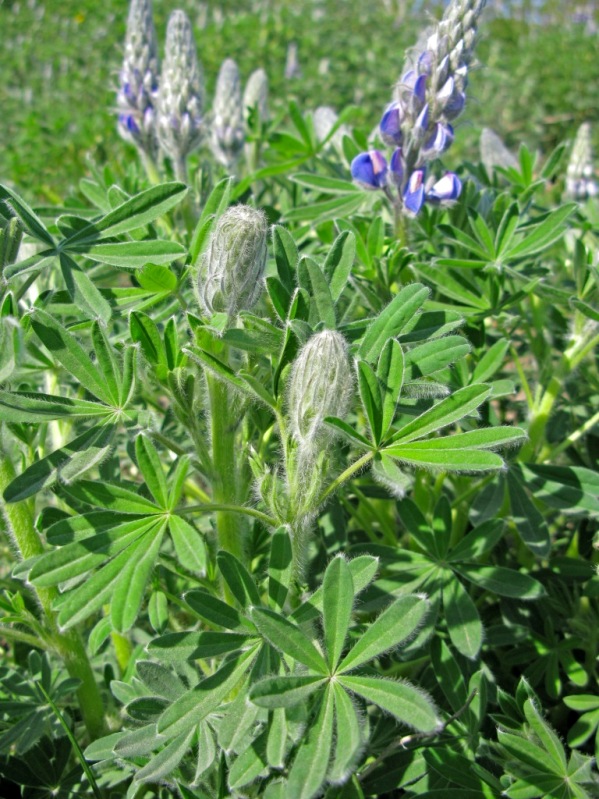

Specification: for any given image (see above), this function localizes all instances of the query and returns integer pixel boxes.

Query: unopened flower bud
[287,330,353,448]
[196,206,268,320]
[427,172,462,203]
[422,123,454,158]
[351,150,388,190]
[211,58,245,169]
[243,68,269,124]
[117,0,160,158]
[157,10,204,168]
[389,148,405,185]
[380,102,403,147]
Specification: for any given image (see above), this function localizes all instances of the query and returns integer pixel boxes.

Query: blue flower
[379,103,403,147]
[421,123,454,158]
[351,150,388,190]
[403,169,426,214]
[389,147,404,185]
[427,172,462,203]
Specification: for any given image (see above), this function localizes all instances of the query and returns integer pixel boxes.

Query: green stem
[0,624,49,650]
[539,408,599,462]
[315,451,374,507]
[0,453,106,740]
[207,376,245,561]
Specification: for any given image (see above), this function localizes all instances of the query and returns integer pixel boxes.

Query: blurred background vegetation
[1,0,598,198]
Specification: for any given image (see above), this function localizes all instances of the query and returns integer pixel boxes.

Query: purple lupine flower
[412,74,427,113]
[427,172,462,203]
[421,123,454,158]
[351,150,388,190]
[403,169,426,214]
[389,148,404,185]
[380,103,403,147]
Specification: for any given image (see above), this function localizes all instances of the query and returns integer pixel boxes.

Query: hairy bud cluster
[351,0,487,218]
[287,331,353,450]
[196,206,268,320]
[565,123,597,201]
[211,59,246,169]
[116,0,160,159]
[157,11,205,167]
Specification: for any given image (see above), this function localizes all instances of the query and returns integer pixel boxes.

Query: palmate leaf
[147,631,253,662]
[250,607,329,674]
[0,392,114,423]
[323,556,354,671]
[329,682,363,783]
[443,573,482,659]
[249,676,327,709]
[358,283,430,363]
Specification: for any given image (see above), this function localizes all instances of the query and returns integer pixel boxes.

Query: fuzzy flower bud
[243,68,269,124]
[287,330,353,449]
[156,10,204,169]
[211,58,245,169]
[117,0,160,159]
[196,206,268,320]
[565,122,597,201]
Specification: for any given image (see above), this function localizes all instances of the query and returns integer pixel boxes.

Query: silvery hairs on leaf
[480,128,518,172]
[565,122,597,201]
[287,330,353,453]
[157,10,205,168]
[243,68,269,125]
[210,58,245,169]
[196,206,268,321]
[116,0,160,159]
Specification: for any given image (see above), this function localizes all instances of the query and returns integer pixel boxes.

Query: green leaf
[249,675,327,709]
[272,224,298,291]
[3,425,115,503]
[198,176,232,227]
[403,427,526,451]
[135,434,169,508]
[65,183,187,246]
[523,699,567,770]
[323,556,354,671]
[507,469,551,557]
[228,729,269,790]
[63,480,161,514]
[83,239,187,268]
[358,284,429,363]
[148,631,251,661]
[130,311,167,371]
[455,564,545,599]
[0,184,54,245]
[269,527,293,611]
[339,675,439,732]
[266,708,288,769]
[497,730,559,775]
[0,392,111,423]
[157,648,258,739]
[403,336,470,381]
[448,519,504,562]
[137,263,178,293]
[284,193,364,225]
[169,516,206,576]
[504,205,576,259]
[443,574,482,659]
[250,607,329,674]
[111,524,165,631]
[522,464,599,518]
[329,682,362,783]
[472,339,510,383]
[430,637,468,712]
[377,339,405,438]
[55,534,150,628]
[323,231,356,301]
[386,445,504,473]
[298,256,336,328]
[217,551,261,608]
[134,729,194,784]
[60,253,112,323]
[291,174,360,195]
[338,594,429,673]
[30,516,158,586]
[30,309,115,404]
[291,556,379,624]
[184,589,246,632]
[358,360,383,444]
[287,688,335,799]
[90,322,121,404]
[388,384,492,445]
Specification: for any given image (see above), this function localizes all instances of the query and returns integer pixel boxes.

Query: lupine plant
[0,1,598,798]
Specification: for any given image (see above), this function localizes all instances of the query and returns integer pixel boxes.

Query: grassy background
[1,0,598,198]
